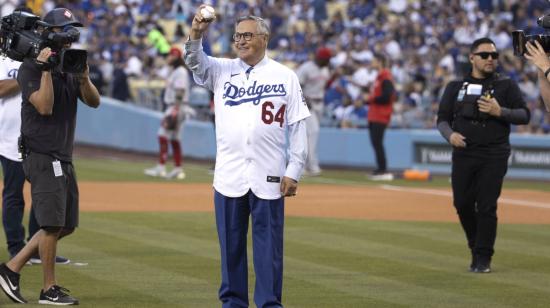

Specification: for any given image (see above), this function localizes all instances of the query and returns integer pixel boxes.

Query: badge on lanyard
[52,160,63,177]
[466,84,483,95]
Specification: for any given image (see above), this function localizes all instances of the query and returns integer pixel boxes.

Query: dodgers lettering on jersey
[185,39,310,199]
[0,58,22,161]
[223,80,287,106]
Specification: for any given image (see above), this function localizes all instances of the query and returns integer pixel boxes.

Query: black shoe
[474,256,491,273]
[0,263,27,303]
[39,285,79,305]
[29,255,71,265]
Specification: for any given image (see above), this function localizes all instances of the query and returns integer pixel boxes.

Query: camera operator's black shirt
[437,74,530,158]
[18,58,81,162]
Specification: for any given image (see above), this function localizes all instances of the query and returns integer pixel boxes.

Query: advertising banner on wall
[413,143,550,170]
[414,143,452,165]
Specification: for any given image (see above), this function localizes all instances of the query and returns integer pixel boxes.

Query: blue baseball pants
[214,189,284,308]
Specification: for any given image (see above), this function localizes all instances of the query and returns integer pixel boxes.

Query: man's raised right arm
[184,5,217,89]
[23,48,55,115]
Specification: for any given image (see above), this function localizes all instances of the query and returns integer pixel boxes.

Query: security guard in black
[436,38,529,274]
[437,74,529,157]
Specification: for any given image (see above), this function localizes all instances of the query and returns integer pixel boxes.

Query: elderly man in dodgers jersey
[185,5,309,308]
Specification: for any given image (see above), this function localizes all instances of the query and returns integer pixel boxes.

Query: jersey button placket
[244,157,253,189]
[244,105,254,189]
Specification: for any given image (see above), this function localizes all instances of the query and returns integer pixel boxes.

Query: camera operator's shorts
[22,152,79,229]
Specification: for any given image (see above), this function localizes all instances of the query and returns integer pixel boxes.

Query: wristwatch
[35,60,51,71]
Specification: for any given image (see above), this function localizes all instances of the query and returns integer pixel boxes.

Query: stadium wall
[76,98,550,180]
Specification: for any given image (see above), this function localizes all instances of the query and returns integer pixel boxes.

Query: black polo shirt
[18,58,81,162]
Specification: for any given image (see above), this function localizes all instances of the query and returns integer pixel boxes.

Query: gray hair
[236,15,270,36]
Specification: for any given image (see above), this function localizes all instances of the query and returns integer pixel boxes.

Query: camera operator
[437,38,530,274]
[524,40,550,111]
[0,6,71,268]
[0,8,99,305]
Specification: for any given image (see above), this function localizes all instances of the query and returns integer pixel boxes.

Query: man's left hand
[477,96,501,117]
[280,176,298,197]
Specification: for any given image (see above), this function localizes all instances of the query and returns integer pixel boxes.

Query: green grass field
[72,156,550,191]
[1,156,550,307]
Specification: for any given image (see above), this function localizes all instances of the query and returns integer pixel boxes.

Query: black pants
[451,153,508,258]
[1,155,40,257]
[368,122,387,173]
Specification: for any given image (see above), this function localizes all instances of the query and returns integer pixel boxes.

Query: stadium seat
[327,2,348,19]
[129,78,166,109]
[158,19,177,42]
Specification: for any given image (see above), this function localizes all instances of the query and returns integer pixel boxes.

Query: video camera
[512,14,550,56]
[0,10,87,73]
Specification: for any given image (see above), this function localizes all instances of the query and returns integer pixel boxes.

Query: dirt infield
[63,144,550,223]
[20,182,545,224]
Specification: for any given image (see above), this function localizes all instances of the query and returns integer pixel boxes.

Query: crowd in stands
[1,0,549,133]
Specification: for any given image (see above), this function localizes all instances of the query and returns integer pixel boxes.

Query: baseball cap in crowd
[169,46,183,58]
[43,8,83,28]
[316,47,332,60]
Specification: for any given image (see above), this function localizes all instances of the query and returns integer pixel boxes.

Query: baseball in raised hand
[200,5,215,21]
[190,4,216,40]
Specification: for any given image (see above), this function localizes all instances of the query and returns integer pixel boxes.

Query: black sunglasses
[474,52,499,60]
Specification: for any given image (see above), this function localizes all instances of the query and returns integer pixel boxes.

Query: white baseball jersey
[185,39,310,200]
[0,57,22,161]
[164,66,190,104]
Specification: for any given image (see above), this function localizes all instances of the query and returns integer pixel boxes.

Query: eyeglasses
[474,52,499,60]
[232,32,266,42]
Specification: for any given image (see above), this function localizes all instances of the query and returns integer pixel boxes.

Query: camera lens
[61,49,87,74]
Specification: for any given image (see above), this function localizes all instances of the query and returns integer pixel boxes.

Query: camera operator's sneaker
[144,164,166,177]
[29,255,70,265]
[39,285,78,305]
[0,263,27,303]
[166,167,186,180]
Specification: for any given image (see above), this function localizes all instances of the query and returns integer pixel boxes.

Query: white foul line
[380,185,550,210]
